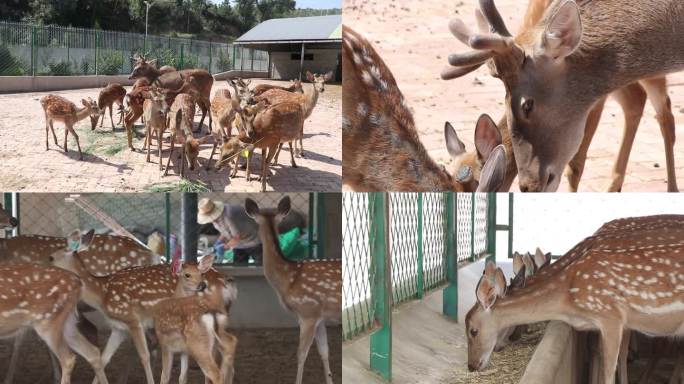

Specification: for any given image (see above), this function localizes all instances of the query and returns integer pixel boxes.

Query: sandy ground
[0,326,342,384]
[344,0,684,192]
[0,79,341,192]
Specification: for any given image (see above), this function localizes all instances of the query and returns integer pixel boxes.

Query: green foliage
[80,58,91,74]
[98,50,124,75]
[0,45,26,75]
[149,47,178,68]
[47,60,72,75]
[215,49,231,72]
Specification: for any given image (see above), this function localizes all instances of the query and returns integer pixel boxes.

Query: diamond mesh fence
[0,21,267,76]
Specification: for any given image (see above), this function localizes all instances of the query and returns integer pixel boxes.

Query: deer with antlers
[442,0,684,192]
[40,95,101,160]
[92,83,127,131]
[49,229,217,384]
[466,215,684,384]
[129,55,213,133]
[342,25,507,192]
[253,79,304,97]
[153,254,239,384]
[445,0,677,192]
[245,196,341,384]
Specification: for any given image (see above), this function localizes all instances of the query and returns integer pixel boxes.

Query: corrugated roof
[236,15,342,43]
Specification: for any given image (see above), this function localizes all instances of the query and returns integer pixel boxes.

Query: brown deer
[159,65,176,74]
[153,255,239,384]
[40,95,101,160]
[253,79,304,97]
[245,196,340,384]
[443,0,684,192]
[220,99,302,191]
[0,263,110,384]
[446,0,677,192]
[164,92,211,177]
[49,229,216,384]
[256,71,332,158]
[465,216,684,384]
[342,25,507,192]
[129,55,213,132]
[92,83,127,131]
[142,87,172,171]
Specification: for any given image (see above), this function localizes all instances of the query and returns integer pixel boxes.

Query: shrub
[99,50,124,75]
[47,60,72,75]
[0,45,26,75]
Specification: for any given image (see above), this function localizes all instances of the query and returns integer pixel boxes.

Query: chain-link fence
[0,21,268,76]
[1,192,338,266]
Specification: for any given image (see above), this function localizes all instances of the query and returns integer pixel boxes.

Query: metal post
[66,30,70,66]
[316,193,326,260]
[308,192,314,258]
[250,48,254,71]
[416,193,424,299]
[369,192,391,381]
[267,51,272,77]
[470,193,476,261]
[95,31,99,75]
[232,45,236,70]
[180,193,198,262]
[508,193,514,258]
[180,44,184,69]
[3,193,14,238]
[31,25,36,76]
[209,39,212,73]
[165,193,171,263]
[299,43,305,80]
[486,193,497,263]
[442,192,457,320]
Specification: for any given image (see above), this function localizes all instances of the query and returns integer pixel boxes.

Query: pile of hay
[449,322,547,384]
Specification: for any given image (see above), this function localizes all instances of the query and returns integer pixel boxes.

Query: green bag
[221,227,309,263]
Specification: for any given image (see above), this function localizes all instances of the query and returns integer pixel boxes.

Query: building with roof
[234,15,342,82]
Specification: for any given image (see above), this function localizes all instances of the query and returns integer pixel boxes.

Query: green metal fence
[342,192,496,381]
[0,21,267,76]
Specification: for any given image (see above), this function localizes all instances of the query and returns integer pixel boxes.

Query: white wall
[270,48,339,80]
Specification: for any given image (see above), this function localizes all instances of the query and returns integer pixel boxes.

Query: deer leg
[180,144,186,178]
[34,318,77,384]
[272,143,282,165]
[188,338,221,384]
[63,123,70,153]
[314,321,334,384]
[295,317,318,384]
[90,327,127,384]
[4,330,27,384]
[289,142,298,168]
[164,134,176,176]
[62,313,109,384]
[217,332,237,384]
[298,129,304,158]
[68,125,84,161]
[109,106,115,130]
[145,124,152,163]
[246,150,254,182]
[159,345,173,384]
[179,353,189,384]
[158,125,164,172]
[641,76,679,192]
[607,82,647,192]
[565,97,606,192]
[261,145,278,192]
[206,142,217,170]
[45,115,51,150]
[617,330,631,384]
[599,324,623,384]
[128,324,155,384]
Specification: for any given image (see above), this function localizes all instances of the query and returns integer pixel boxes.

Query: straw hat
[197,198,225,224]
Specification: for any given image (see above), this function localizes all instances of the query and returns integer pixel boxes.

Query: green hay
[144,179,211,193]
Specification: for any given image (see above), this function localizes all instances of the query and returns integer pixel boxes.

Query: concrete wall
[0,75,135,94]
[213,70,269,81]
[270,48,340,80]
[520,322,577,384]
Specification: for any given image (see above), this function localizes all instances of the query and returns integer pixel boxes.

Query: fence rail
[0,21,268,76]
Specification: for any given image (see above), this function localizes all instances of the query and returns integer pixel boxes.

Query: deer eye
[470,328,479,338]
[521,98,534,118]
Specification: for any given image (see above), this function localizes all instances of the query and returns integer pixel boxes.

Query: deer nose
[197,281,207,292]
[9,217,18,227]
[467,363,476,372]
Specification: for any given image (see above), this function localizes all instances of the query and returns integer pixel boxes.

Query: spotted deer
[0,263,110,384]
[92,83,127,131]
[253,79,304,97]
[443,0,684,192]
[164,92,212,178]
[142,87,172,170]
[40,95,101,160]
[256,71,332,159]
[466,216,684,384]
[49,229,215,384]
[445,0,677,192]
[245,196,341,384]
[342,25,507,192]
[153,255,238,384]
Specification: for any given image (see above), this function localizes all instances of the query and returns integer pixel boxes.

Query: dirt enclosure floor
[0,326,342,384]
[344,0,684,192]
[0,79,341,192]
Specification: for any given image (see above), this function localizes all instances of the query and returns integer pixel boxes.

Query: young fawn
[92,83,126,130]
[165,92,211,177]
[443,0,684,191]
[466,216,684,384]
[49,229,215,384]
[142,87,171,171]
[153,254,239,384]
[342,26,506,192]
[41,95,101,160]
[245,196,341,384]
[0,263,109,384]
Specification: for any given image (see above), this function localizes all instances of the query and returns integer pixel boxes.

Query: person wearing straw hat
[198,197,261,265]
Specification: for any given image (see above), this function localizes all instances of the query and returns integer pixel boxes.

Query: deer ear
[277,196,291,217]
[476,263,505,310]
[81,99,89,106]
[324,71,334,82]
[510,264,526,289]
[522,253,536,277]
[477,145,506,192]
[244,198,259,218]
[512,252,524,275]
[444,122,466,158]
[198,254,214,273]
[306,71,314,82]
[231,98,242,113]
[474,114,502,162]
[541,0,582,60]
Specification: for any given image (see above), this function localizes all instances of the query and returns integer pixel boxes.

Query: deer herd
[39,54,334,192]
[343,0,684,193]
[0,197,341,383]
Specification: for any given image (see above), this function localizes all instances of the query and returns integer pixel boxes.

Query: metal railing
[342,192,497,381]
[0,21,267,76]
